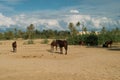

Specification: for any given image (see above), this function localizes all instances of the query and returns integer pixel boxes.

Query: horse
[51,40,68,55]
[103,40,113,48]
[79,41,84,46]
[51,40,57,52]
[12,41,17,52]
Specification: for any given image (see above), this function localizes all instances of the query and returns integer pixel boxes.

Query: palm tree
[76,21,81,33]
[27,24,35,39]
[83,27,87,34]
[68,22,74,36]
[101,26,106,34]
[81,22,85,34]
[76,22,80,27]
[68,22,78,36]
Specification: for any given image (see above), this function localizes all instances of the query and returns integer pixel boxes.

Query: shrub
[67,35,80,45]
[85,34,98,46]
[28,40,34,44]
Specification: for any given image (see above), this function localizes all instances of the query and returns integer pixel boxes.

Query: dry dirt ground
[0,39,120,80]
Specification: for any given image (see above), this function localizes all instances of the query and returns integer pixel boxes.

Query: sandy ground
[0,39,120,80]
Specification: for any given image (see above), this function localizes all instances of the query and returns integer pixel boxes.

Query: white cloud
[0,13,15,27]
[13,14,61,29]
[0,11,119,31]
[63,14,91,25]
[70,10,79,13]
[91,17,113,28]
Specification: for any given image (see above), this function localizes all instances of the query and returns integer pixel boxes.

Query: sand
[0,39,120,80]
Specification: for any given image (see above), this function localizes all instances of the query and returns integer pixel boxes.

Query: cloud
[62,13,118,30]
[0,13,15,27]
[12,13,62,30]
[63,14,91,24]
[70,10,79,13]
[0,10,119,31]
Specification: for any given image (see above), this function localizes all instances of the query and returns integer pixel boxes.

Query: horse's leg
[13,47,15,52]
[51,45,54,53]
[55,45,57,51]
[60,47,63,54]
[15,47,17,52]
[64,46,67,55]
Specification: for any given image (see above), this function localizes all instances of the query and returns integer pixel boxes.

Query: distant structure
[78,31,100,35]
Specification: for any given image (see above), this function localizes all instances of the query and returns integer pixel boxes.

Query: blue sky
[0,0,120,31]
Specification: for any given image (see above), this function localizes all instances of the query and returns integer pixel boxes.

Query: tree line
[0,24,70,40]
[0,23,120,45]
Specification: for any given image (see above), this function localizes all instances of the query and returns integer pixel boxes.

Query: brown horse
[51,40,57,52]
[79,41,84,46]
[103,40,113,47]
[12,41,17,52]
[51,40,68,55]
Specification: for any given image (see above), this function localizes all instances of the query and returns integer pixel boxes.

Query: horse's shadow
[46,49,62,54]
[107,46,120,51]
[108,48,120,51]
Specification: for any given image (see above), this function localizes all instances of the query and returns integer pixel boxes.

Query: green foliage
[85,34,98,46]
[67,27,120,45]
[68,22,78,36]
[0,23,119,45]
[67,34,99,46]
[27,24,35,39]
[0,33,4,40]
[67,36,78,45]
[4,31,14,40]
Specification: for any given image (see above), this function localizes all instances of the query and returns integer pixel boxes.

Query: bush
[67,35,80,45]
[28,40,34,44]
[85,34,98,46]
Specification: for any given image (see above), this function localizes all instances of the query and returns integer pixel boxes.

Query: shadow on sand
[86,45,120,51]
[107,48,120,51]
[47,49,62,54]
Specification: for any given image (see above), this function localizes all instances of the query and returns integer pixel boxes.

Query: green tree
[76,22,87,34]
[76,21,80,31]
[0,33,3,40]
[99,26,107,43]
[26,24,35,44]
[27,24,35,39]
[83,27,87,34]
[4,31,14,40]
[17,30,24,38]
[68,22,78,36]
[76,21,80,26]
[101,26,106,34]
[81,22,87,34]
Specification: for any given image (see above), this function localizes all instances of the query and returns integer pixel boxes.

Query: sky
[0,0,120,31]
